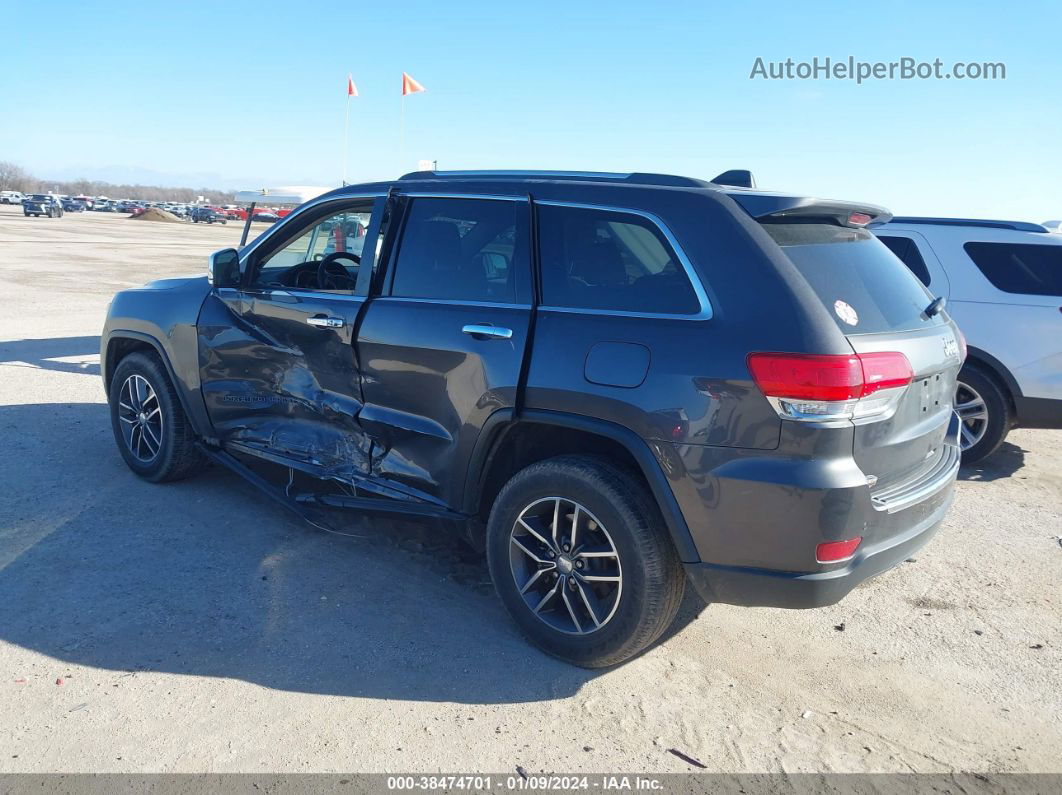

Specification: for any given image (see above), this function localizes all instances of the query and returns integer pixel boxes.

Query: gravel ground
[0,205,1059,774]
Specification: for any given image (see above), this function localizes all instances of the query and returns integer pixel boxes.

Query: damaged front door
[198,197,382,479]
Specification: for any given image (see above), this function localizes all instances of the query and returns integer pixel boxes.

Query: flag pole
[342,90,351,185]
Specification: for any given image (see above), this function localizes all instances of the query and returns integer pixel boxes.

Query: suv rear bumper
[683,484,953,608]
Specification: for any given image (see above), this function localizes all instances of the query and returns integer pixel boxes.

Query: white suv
[873,217,1062,463]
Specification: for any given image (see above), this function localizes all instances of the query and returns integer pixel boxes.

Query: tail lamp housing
[748,351,913,424]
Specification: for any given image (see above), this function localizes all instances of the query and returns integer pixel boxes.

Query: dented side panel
[355,299,532,507]
[197,289,373,478]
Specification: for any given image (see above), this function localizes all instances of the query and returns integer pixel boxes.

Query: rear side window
[763,221,939,334]
[964,242,1062,296]
[876,234,932,286]
[537,204,700,315]
[391,198,524,303]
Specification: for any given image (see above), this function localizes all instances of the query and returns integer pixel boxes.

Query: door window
[251,204,373,292]
[964,241,1062,296]
[536,204,701,314]
[390,198,525,303]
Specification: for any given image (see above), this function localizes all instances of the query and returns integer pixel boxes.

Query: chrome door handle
[462,324,513,340]
[307,316,344,328]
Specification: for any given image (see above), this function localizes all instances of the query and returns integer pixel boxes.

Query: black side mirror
[207,248,240,288]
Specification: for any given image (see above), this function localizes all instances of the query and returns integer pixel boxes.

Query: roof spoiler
[727,193,892,227]
[710,169,756,188]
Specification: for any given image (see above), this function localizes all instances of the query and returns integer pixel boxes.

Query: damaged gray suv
[101,170,963,667]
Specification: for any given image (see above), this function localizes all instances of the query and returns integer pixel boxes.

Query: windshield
[762,221,942,334]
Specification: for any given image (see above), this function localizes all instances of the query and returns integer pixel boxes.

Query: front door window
[251,206,373,293]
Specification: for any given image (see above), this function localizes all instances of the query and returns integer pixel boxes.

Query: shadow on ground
[958,441,1026,483]
[0,336,101,377]
[0,402,706,704]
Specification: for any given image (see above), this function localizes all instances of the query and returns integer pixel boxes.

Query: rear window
[763,221,939,334]
[964,241,1062,296]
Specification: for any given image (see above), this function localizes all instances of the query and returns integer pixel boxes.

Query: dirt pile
[130,208,182,223]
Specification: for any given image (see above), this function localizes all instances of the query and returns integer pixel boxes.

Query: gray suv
[100,170,963,666]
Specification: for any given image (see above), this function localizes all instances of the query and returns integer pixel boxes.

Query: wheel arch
[963,345,1019,416]
[462,409,700,562]
[104,331,207,437]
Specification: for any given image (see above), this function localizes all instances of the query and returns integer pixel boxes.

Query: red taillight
[848,212,872,226]
[816,537,862,563]
[858,351,914,395]
[747,352,912,401]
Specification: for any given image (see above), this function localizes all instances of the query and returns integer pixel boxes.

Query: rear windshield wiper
[924,296,947,317]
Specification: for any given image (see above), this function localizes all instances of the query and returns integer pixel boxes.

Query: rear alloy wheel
[487,455,684,668]
[508,497,623,636]
[955,364,1010,464]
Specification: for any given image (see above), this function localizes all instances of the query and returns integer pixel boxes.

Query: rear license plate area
[917,373,948,416]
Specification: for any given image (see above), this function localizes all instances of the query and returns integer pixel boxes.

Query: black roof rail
[397,170,710,188]
[885,216,1049,233]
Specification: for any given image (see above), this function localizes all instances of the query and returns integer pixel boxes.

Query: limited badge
[834,300,859,326]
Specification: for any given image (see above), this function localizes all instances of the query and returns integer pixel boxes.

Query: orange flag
[347,74,358,97]
[401,72,426,96]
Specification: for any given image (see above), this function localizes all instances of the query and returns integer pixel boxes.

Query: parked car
[873,217,1062,463]
[100,170,963,667]
[61,198,87,212]
[0,190,25,205]
[251,211,280,223]
[93,201,117,212]
[190,207,227,224]
[22,194,64,217]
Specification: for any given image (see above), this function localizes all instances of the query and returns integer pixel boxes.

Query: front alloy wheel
[117,374,164,462]
[509,497,622,635]
[108,351,207,482]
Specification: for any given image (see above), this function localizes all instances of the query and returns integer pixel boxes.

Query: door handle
[307,316,344,328]
[462,324,513,340]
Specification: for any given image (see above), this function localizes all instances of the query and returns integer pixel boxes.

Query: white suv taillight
[747,351,913,424]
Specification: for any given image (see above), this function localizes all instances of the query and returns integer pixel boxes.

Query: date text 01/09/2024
[386,775,666,791]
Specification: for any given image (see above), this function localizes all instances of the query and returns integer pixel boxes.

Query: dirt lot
[0,204,1059,774]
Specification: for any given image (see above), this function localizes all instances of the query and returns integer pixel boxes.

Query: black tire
[956,363,1010,464]
[486,455,685,668]
[108,351,208,482]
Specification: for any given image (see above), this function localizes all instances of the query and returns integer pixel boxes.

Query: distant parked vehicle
[93,201,117,212]
[22,194,64,218]
[874,217,1062,463]
[251,211,280,223]
[190,207,227,224]
[0,191,26,205]
[61,198,87,212]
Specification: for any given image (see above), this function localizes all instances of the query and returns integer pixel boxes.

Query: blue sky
[2,1,1059,219]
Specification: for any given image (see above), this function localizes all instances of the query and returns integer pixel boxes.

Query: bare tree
[0,160,237,203]
[0,161,33,192]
